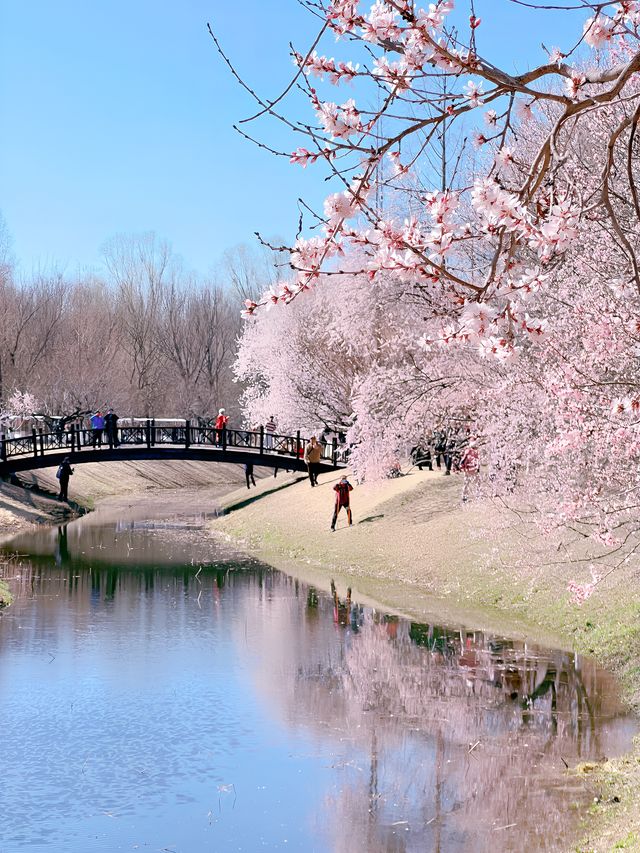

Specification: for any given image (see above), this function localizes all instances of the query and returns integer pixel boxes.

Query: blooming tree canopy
[219,1,640,599]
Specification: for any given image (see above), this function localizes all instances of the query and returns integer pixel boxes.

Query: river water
[0,506,636,853]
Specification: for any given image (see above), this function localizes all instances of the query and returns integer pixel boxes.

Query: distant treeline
[0,232,282,422]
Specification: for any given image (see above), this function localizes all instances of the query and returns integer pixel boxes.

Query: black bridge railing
[0,421,347,468]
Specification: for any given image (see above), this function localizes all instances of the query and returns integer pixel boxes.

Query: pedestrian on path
[304,435,322,486]
[56,457,74,501]
[244,462,256,489]
[331,475,353,531]
[460,441,480,502]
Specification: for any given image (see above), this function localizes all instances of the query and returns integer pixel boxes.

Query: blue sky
[0,1,584,276]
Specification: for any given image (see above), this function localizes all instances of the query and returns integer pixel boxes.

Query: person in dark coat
[244,462,256,489]
[104,409,119,448]
[57,457,74,501]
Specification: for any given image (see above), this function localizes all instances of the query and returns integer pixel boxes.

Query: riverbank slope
[0,459,247,543]
[211,466,640,852]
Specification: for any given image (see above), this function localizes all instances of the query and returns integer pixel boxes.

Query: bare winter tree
[0,272,67,394]
[103,233,172,414]
[223,240,289,303]
[160,276,240,418]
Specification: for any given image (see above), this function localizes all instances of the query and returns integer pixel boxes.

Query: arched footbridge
[0,421,347,477]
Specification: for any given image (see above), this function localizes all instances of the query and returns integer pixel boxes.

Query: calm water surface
[0,512,636,852]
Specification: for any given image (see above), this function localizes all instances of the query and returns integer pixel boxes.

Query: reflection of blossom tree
[265,594,629,852]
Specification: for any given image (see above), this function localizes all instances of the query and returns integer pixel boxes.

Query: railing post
[38,429,45,456]
[32,427,38,458]
[259,425,264,455]
[70,424,75,453]
[332,438,338,466]
[0,433,6,463]
[185,419,190,450]
[296,430,301,460]
[222,425,227,452]
[145,419,151,449]
[77,422,83,451]
[151,418,156,446]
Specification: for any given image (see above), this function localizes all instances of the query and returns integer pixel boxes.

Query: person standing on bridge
[104,409,119,448]
[90,411,105,447]
[331,475,353,531]
[264,415,276,451]
[304,436,322,487]
[215,408,228,444]
[56,457,74,502]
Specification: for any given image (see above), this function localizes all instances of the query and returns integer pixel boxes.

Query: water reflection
[0,525,635,852]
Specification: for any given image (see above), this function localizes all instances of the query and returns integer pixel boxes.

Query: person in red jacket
[215,408,228,444]
[331,476,353,531]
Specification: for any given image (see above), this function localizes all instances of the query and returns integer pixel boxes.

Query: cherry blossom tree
[222,2,640,596]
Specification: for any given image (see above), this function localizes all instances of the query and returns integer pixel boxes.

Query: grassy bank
[0,579,11,607]
[211,467,640,852]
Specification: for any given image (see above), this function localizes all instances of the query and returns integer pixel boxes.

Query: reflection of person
[104,409,119,448]
[331,475,353,531]
[57,457,74,501]
[55,526,70,566]
[304,436,322,487]
[244,462,256,489]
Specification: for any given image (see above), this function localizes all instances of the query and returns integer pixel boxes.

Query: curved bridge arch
[0,422,346,477]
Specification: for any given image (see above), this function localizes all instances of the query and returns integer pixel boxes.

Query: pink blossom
[324,191,358,224]
[241,299,258,319]
[548,46,564,64]
[290,147,314,167]
[495,147,515,167]
[373,57,412,91]
[516,100,535,122]
[567,568,601,605]
[583,15,615,49]
[463,79,484,108]
[388,150,409,176]
[416,0,455,32]
[565,71,586,99]
[326,0,362,36]
[361,1,401,43]
[567,580,596,605]
[315,98,363,139]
